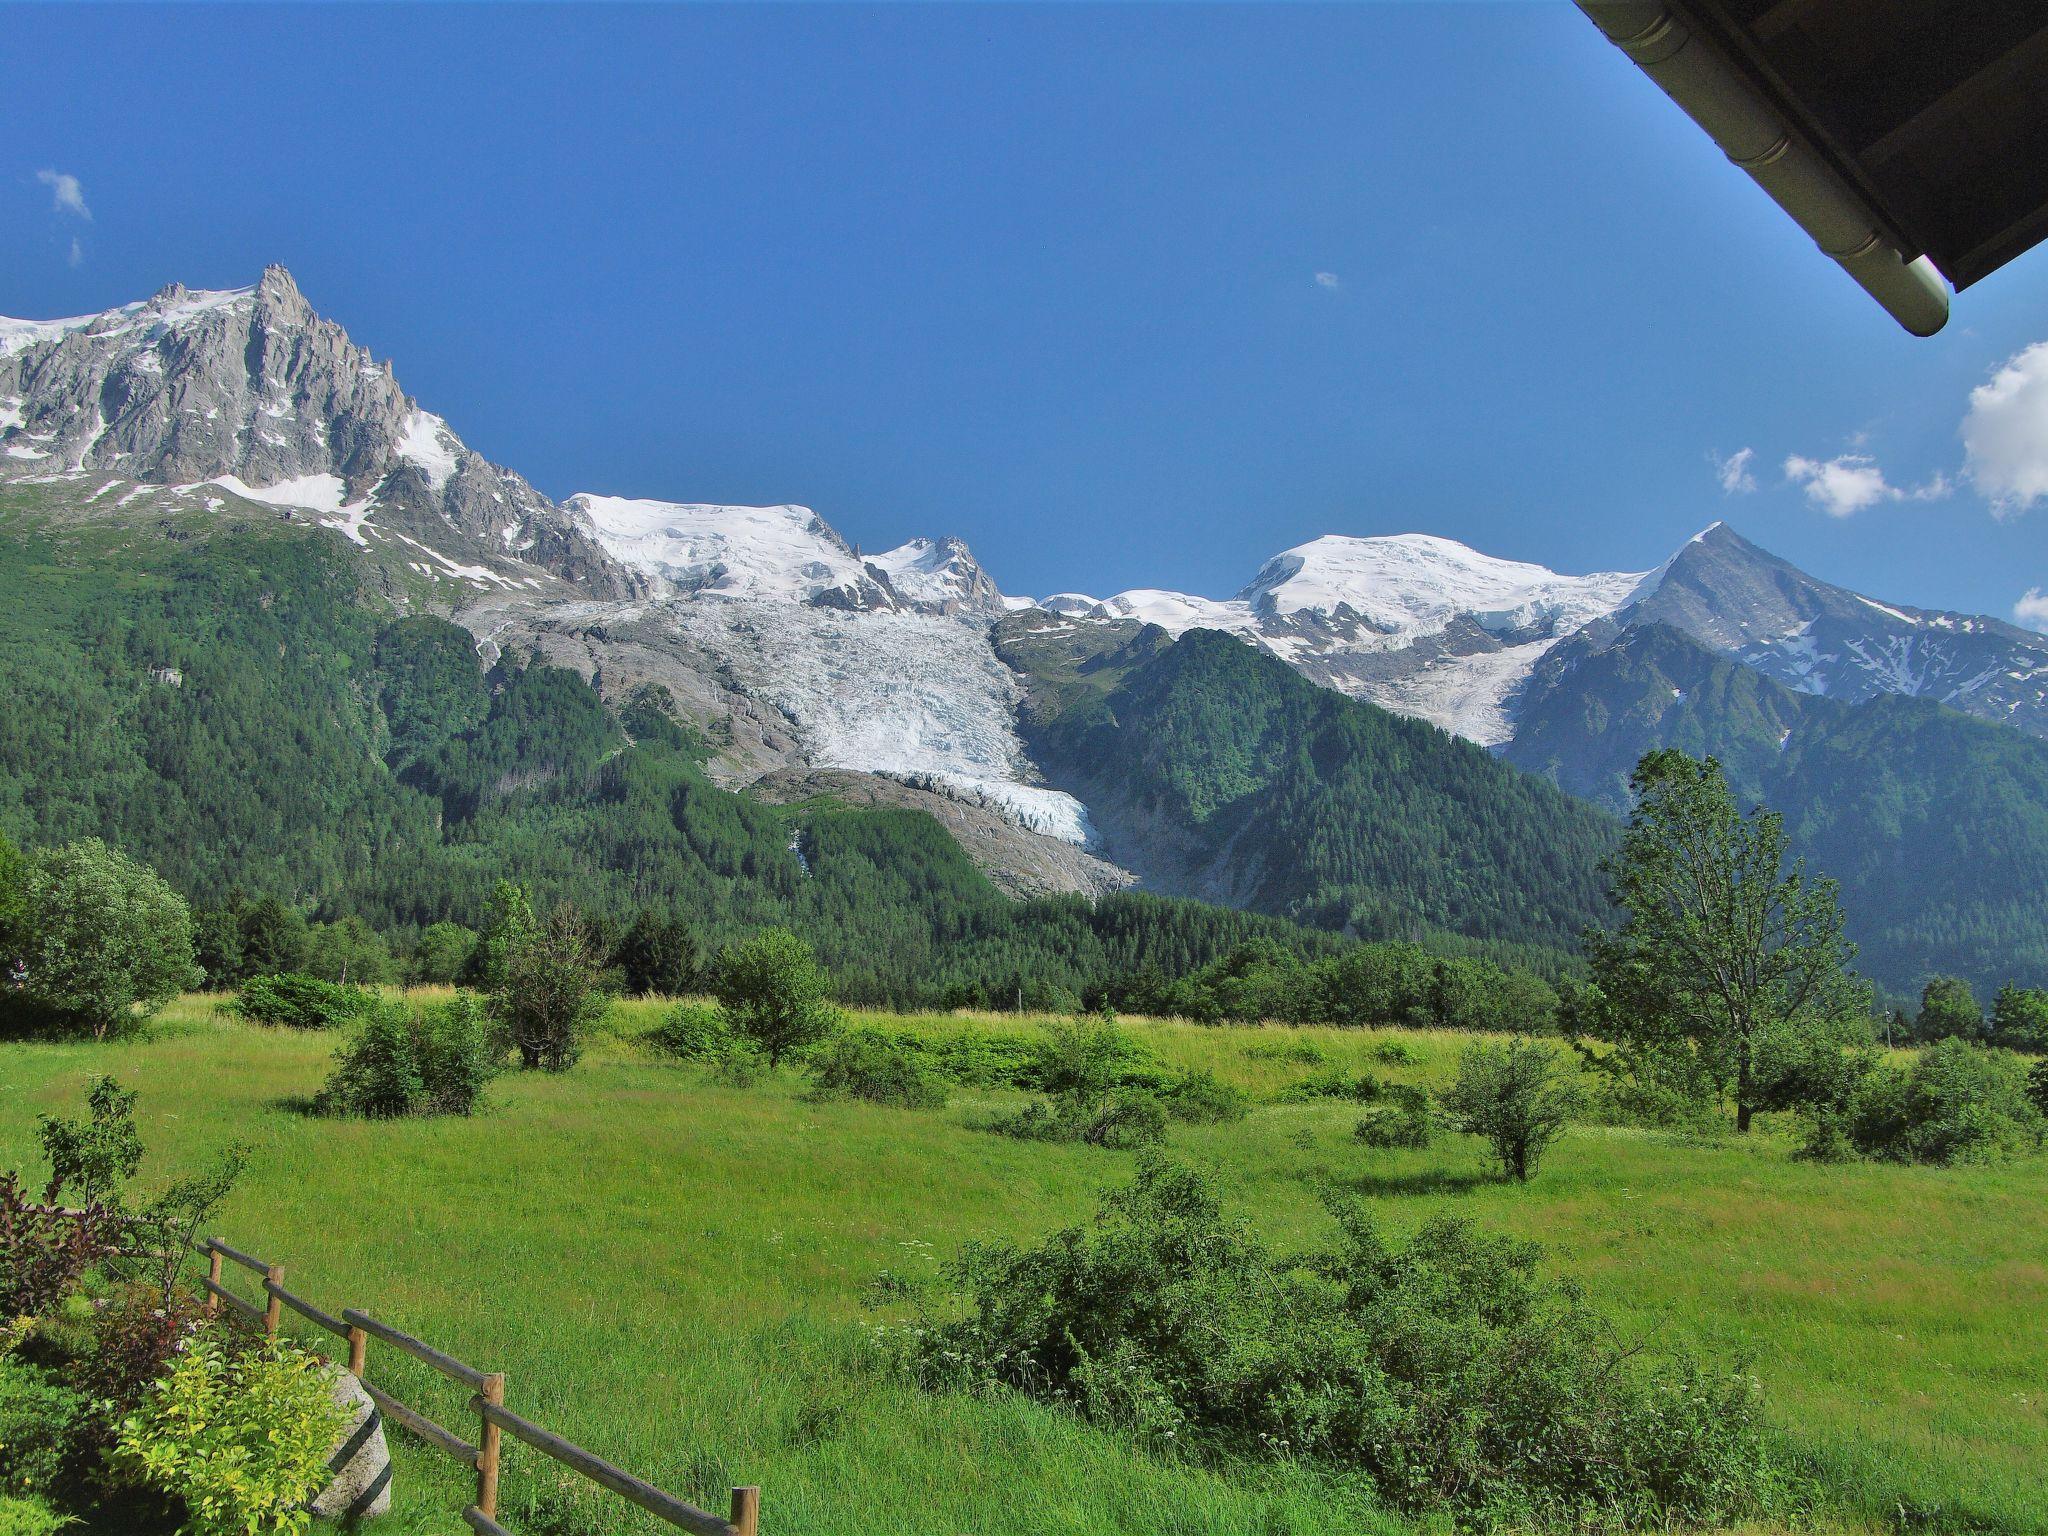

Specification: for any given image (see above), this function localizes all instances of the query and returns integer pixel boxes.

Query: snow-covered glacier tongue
[571,495,1098,847]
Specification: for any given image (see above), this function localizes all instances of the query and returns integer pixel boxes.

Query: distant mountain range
[7,268,2048,992]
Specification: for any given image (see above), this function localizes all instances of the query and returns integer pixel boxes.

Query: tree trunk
[1735,1021,1755,1134]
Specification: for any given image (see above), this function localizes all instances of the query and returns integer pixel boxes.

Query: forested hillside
[1508,622,2048,992]
[0,499,1371,1004]
[998,616,1618,962]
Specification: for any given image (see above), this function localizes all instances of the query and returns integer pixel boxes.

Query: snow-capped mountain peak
[568,496,899,610]
[1239,532,1651,637]
[867,534,1008,616]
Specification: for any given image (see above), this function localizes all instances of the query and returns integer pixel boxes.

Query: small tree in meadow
[613,908,700,996]
[11,840,199,1039]
[37,1075,143,1211]
[1441,1037,1583,1182]
[1914,976,1984,1043]
[1588,751,1863,1132]
[713,929,839,1068]
[491,904,611,1072]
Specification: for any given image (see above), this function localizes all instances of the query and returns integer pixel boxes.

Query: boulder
[310,1370,391,1523]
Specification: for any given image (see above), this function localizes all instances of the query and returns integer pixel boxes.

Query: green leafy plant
[1353,1084,1433,1149]
[113,1340,348,1536]
[0,1495,72,1536]
[231,974,377,1031]
[318,994,499,1118]
[884,1158,1804,1530]
[1440,1037,1584,1182]
[712,929,839,1069]
[806,1029,947,1108]
[0,1357,88,1500]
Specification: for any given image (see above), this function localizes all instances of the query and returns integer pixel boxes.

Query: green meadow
[3,996,2042,1536]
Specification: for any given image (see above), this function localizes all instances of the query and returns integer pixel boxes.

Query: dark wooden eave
[1673,0,2048,290]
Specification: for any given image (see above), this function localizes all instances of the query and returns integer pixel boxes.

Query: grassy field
[3,996,2042,1536]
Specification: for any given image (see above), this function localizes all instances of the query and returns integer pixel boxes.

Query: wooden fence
[200,1237,760,1536]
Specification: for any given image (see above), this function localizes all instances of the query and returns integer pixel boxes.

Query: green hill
[998,616,1617,963]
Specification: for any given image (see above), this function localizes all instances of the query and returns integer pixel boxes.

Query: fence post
[731,1485,760,1536]
[263,1264,284,1339]
[346,1323,367,1376]
[476,1372,505,1520]
[204,1243,222,1317]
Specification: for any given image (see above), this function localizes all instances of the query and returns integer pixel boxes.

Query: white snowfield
[866,535,988,610]
[570,495,889,605]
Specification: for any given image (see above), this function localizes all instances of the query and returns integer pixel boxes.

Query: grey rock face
[310,1370,391,1523]
[1623,522,2048,739]
[0,266,636,597]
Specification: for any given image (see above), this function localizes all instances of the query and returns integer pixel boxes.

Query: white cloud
[1713,447,1758,495]
[2015,588,2048,633]
[67,236,83,269]
[1963,339,2048,517]
[1782,452,1949,518]
[36,169,89,220]
[1313,271,1340,290]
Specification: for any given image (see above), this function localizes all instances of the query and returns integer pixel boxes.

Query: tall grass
[2,996,2040,1535]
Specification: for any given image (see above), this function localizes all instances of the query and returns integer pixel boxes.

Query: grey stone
[310,1370,391,1524]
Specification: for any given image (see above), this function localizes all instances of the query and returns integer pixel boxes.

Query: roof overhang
[1574,1,2048,335]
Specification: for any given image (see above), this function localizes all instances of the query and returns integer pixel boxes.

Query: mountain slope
[0,488,1342,1003]
[1506,621,2048,993]
[998,614,1618,956]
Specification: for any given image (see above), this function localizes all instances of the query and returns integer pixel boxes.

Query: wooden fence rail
[198,1237,758,1536]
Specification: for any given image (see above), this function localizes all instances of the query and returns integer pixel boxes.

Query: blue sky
[6,2,2048,619]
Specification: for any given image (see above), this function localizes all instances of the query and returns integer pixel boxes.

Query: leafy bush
[0,1358,88,1499]
[914,1030,1042,1088]
[318,995,499,1119]
[712,930,839,1069]
[1843,1038,2044,1165]
[1157,1068,1247,1125]
[1368,1040,1419,1066]
[114,1340,348,1536]
[0,1176,109,1321]
[0,1496,70,1536]
[647,1004,740,1062]
[1239,1037,1327,1066]
[887,1159,1801,1531]
[1279,1068,1382,1103]
[1353,1084,1433,1148]
[2030,1058,2048,1119]
[1440,1037,1584,1182]
[991,1016,1168,1149]
[75,1282,214,1413]
[8,840,198,1039]
[806,1029,947,1108]
[994,1091,1166,1150]
[491,905,612,1072]
[232,974,377,1031]
[36,1076,142,1211]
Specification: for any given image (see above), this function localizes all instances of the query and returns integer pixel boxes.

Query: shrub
[0,1497,70,1536]
[612,909,700,997]
[1844,1038,2044,1165]
[1440,1037,1584,1182]
[76,1282,214,1413]
[888,1159,1800,1530]
[807,1029,947,1109]
[1368,1040,1419,1066]
[232,974,377,1031]
[712,930,839,1069]
[0,1175,109,1321]
[0,1357,88,1499]
[36,1076,141,1211]
[1280,1068,1381,1103]
[914,1030,1041,1088]
[9,841,198,1039]
[1158,1068,1248,1125]
[114,1340,348,1536]
[1239,1037,1326,1066]
[408,921,477,987]
[2030,1058,2048,1119]
[492,905,612,1072]
[318,995,498,1119]
[1354,1084,1433,1148]
[648,1004,735,1060]
[991,1016,1168,1149]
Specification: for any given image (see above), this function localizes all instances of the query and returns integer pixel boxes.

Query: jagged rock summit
[0,265,630,594]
